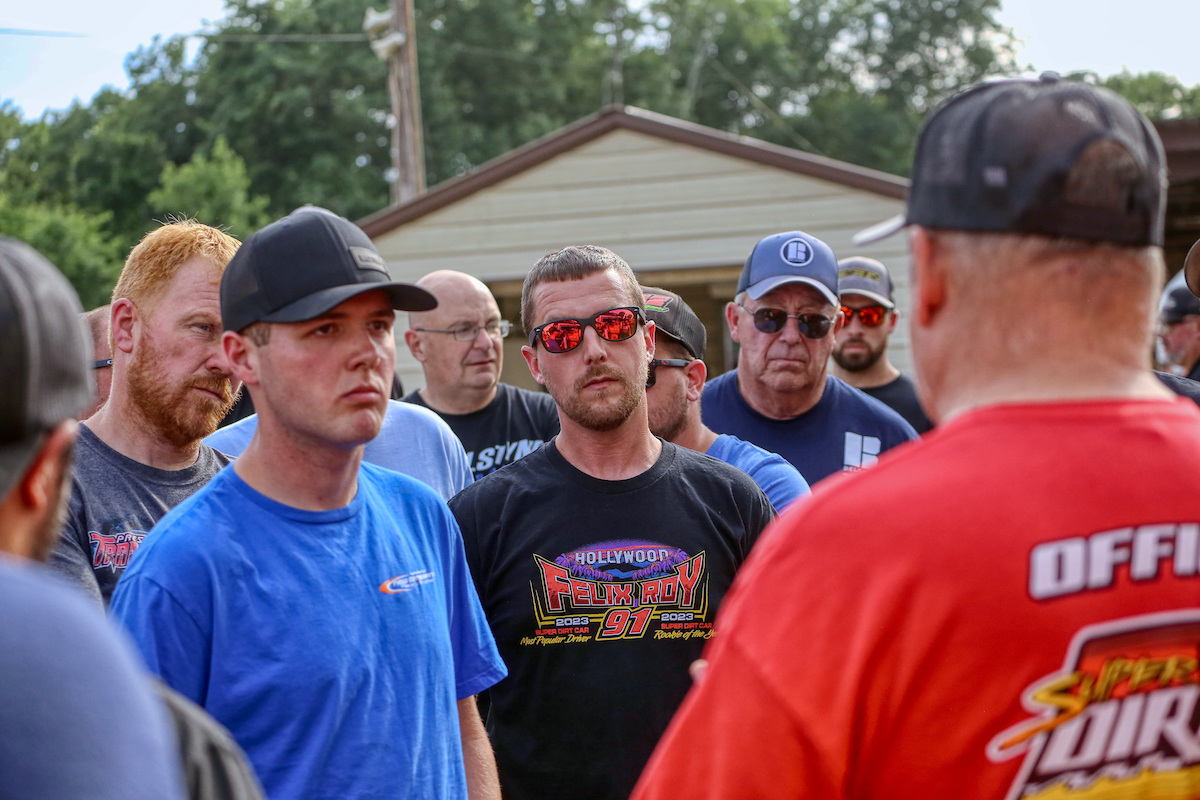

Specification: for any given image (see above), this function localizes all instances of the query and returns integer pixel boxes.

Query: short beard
[127,335,236,448]
[832,339,885,373]
[550,363,645,432]
[648,383,689,443]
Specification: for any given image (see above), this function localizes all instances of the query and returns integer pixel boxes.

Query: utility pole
[364,1,426,204]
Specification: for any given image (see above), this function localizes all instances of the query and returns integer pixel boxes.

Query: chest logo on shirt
[987,610,1200,799]
[521,539,713,646]
[90,529,147,572]
[379,569,437,594]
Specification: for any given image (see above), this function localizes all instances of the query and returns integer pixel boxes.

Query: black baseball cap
[1185,238,1200,298]
[0,237,92,498]
[855,73,1167,248]
[641,286,706,359]
[221,206,436,333]
[1161,282,1200,325]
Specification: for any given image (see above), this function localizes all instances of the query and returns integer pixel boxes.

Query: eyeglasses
[93,359,113,369]
[645,358,691,388]
[530,307,644,353]
[738,304,835,340]
[839,305,888,327]
[413,320,512,342]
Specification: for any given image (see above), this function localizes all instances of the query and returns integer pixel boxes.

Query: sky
[2,0,1199,122]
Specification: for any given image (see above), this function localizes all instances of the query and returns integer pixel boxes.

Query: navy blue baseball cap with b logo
[737,230,839,306]
[221,206,437,333]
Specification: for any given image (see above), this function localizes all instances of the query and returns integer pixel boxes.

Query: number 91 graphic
[596,607,655,640]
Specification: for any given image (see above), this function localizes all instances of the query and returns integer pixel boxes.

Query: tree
[1067,70,1200,120]
[148,136,271,240]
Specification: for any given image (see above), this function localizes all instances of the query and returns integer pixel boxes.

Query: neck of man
[233,416,366,512]
[84,390,202,471]
[672,407,719,454]
[555,404,663,481]
[930,354,1174,425]
[830,357,900,390]
[418,381,498,415]
[736,366,828,420]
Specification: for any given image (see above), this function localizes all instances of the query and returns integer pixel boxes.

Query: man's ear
[521,345,545,386]
[684,358,708,402]
[724,302,742,344]
[18,420,77,512]
[223,331,259,388]
[644,320,656,360]
[110,298,138,355]
[403,329,426,362]
[887,307,899,334]
[910,227,947,327]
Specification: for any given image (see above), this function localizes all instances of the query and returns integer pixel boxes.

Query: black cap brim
[260,282,437,324]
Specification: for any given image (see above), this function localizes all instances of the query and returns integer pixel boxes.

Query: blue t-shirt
[706,434,810,512]
[0,561,184,800]
[111,464,506,800]
[702,371,918,486]
[204,399,473,501]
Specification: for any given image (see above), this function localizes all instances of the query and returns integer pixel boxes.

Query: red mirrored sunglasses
[840,305,888,327]
[529,306,645,354]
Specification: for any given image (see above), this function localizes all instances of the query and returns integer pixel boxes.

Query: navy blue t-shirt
[701,371,918,486]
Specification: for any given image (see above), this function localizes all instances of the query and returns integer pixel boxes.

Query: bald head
[405,270,509,413]
[408,271,497,330]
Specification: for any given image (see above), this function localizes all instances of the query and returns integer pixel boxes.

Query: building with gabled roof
[361,105,912,393]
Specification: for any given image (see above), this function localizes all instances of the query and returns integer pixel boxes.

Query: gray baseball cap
[837,257,894,309]
[0,237,92,498]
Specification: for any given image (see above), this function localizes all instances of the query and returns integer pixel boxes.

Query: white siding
[376,128,912,391]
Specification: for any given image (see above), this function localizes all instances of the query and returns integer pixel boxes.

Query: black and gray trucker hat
[854,73,1167,248]
[221,206,436,332]
[0,237,92,498]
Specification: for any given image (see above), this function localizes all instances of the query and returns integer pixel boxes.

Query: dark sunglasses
[530,306,644,354]
[840,305,888,327]
[645,358,691,388]
[739,304,835,340]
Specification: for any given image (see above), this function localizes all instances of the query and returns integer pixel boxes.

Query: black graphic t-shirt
[403,383,560,481]
[860,372,934,434]
[49,425,232,607]
[449,440,773,800]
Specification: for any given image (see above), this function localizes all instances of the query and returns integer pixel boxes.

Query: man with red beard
[448,245,774,800]
[50,220,240,606]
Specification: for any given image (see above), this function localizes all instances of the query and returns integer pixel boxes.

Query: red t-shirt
[633,399,1200,800]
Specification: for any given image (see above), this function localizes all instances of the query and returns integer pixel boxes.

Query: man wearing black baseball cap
[0,237,187,800]
[635,74,1200,800]
[1157,278,1200,380]
[112,207,506,800]
[641,286,809,511]
[701,230,918,485]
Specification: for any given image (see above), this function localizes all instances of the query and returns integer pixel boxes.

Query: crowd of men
[4,72,1200,800]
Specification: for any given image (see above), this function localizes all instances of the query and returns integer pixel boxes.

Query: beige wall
[378,128,910,393]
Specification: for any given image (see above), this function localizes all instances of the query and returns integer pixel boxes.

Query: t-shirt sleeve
[440,428,475,496]
[754,456,811,513]
[437,503,506,699]
[46,485,104,608]
[110,575,211,706]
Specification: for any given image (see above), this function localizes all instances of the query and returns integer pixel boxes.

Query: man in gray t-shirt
[50,221,241,605]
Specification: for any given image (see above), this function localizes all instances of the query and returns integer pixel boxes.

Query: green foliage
[5,0,1197,308]
[1066,69,1200,121]
[149,136,271,240]
[0,195,124,309]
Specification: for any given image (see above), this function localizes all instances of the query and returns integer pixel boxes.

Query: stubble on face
[646,374,689,442]
[127,329,235,448]
[548,361,646,433]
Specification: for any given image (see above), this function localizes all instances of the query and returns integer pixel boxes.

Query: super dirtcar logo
[988,610,1200,799]
[521,539,712,645]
